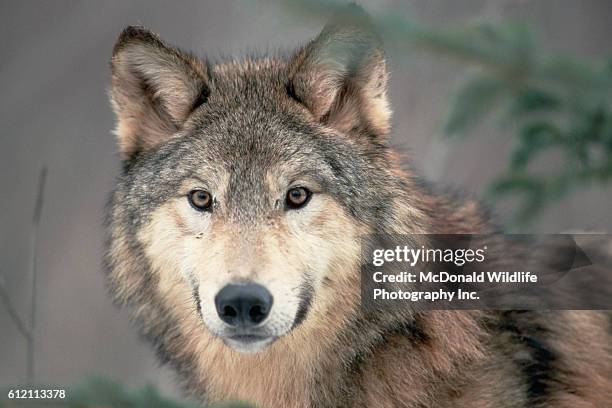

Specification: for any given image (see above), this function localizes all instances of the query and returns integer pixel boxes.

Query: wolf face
[107,12,400,353]
[130,128,363,353]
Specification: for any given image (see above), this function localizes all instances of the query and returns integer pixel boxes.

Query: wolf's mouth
[224,333,276,353]
[227,334,270,343]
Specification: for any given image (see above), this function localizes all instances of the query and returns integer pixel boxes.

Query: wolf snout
[214,283,273,327]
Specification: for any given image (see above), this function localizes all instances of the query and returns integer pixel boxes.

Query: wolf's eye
[188,189,213,212]
[285,187,311,209]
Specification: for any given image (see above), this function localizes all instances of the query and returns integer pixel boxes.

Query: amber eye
[188,189,213,211]
[285,187,311,209]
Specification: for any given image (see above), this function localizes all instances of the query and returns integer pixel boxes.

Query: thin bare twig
[0,275,31,341]
[0,167,47,383]
[27,166,47,382]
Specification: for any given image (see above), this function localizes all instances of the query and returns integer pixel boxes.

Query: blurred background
[1,0,611,403]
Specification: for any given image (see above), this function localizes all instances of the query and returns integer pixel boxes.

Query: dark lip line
[226,334,272,343]
[292,277,314,330]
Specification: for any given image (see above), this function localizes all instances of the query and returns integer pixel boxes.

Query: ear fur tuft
[109,26,209,158]
[288,6,391,138]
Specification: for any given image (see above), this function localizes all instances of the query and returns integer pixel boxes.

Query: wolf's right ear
[110,26,209,158]
[288,6,391,138]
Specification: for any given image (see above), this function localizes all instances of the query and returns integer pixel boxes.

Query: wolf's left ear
[288,6,390,138]
[110,26,209,158]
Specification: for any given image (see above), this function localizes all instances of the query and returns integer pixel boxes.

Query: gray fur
[105,9,612,408]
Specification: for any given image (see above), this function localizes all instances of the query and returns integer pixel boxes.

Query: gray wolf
[105,7,612,407]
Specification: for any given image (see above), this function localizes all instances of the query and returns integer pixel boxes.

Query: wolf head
[107,9,419,354]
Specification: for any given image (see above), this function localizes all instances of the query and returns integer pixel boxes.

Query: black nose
[215,283,273,327]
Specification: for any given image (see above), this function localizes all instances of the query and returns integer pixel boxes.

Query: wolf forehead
[120,113,379,223]
[122,122,342,205]
[119,108,382,228]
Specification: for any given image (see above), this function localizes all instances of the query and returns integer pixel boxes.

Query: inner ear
[190,86,211,113]
[287,6,391,138]
[110,26,210,159]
